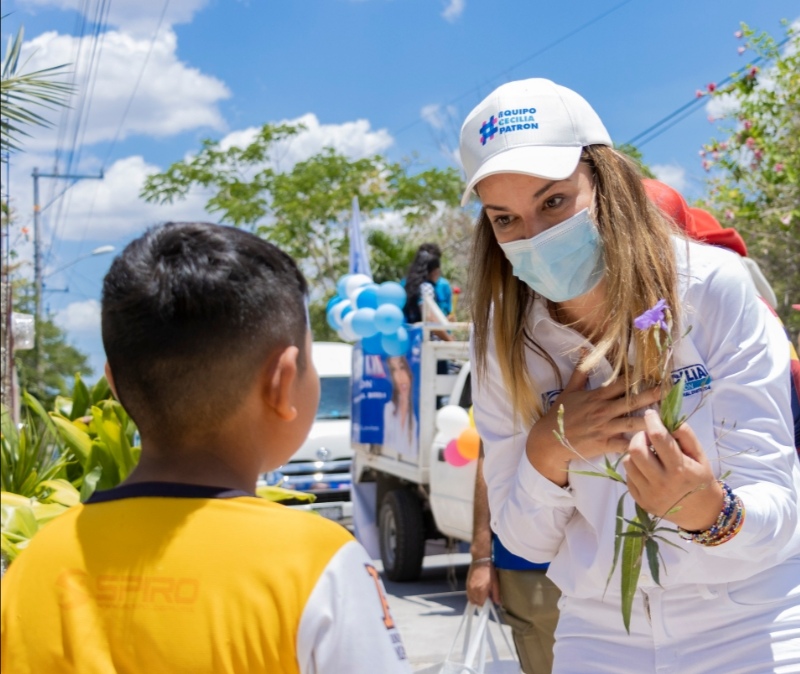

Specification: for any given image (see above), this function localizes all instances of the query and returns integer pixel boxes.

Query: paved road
[378,551,518,672]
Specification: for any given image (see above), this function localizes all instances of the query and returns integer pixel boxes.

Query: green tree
[698,22,799,331]
[616,143,656,179]
[140,122,465,338]
[12,284,92,407]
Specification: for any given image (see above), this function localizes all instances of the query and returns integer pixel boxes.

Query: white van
[260,342,354,523]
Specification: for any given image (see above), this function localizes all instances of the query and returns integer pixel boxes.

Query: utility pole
[32,167,103,378]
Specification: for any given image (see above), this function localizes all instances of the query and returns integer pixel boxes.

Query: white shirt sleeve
[471,336,576,564]
[296,540,412,674]
[685,248,800,563]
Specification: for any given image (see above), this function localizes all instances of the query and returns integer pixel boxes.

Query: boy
[1,222,412,673]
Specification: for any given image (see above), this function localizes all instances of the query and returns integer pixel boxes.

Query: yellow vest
[2,486,353,674]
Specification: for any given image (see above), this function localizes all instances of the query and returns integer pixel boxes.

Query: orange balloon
[456,426,481,461]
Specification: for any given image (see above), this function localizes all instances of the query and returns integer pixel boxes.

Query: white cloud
[652,164,688,193]
[56,299,101,334]
[420,103,458,131]
[442,0,465,22]
[18,0,209,34]
[50,155,212,241]
[19,28,229,149]
[219,113,394,172]
[6,113,395,247]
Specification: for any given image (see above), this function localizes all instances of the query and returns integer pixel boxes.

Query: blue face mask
[497,208,605,302]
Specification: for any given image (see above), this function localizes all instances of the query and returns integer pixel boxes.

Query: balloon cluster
[326,274,410,357]
[436,405,480,467]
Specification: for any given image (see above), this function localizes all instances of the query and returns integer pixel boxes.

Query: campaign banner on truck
[351,326,422,461]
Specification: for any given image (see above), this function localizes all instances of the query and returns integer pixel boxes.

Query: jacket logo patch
[672,364,712,397]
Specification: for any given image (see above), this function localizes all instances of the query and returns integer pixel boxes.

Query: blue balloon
[361,333,385,355]
[374,303,404,335]
[355,284,379,310]
[336,274,352,298]
[326,310,340,331]
[327,299,352,331]
[381,326,410,357]
[376,281,406,309]
[351,308,378,338]
[326,294,343,313]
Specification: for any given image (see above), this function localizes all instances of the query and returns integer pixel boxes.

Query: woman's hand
[526,365,661,486]
[623,410,724,530]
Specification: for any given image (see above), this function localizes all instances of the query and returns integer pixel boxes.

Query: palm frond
[0,25,74,157]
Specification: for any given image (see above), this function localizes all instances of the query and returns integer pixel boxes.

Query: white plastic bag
[416,602,522,674]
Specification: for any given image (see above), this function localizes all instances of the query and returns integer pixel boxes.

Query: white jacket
[472,239,800,599]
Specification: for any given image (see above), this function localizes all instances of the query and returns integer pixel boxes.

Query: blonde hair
[469,145,681,426]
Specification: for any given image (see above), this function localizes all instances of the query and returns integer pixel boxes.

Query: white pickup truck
[260,342,354,524]
[351,327,476,581]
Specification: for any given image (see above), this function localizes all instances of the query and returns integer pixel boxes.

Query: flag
[348,196,372,278]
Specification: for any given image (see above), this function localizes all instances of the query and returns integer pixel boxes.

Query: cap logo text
[479,107,539,145]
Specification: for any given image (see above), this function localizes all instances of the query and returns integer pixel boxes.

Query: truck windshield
[316,376,351,420]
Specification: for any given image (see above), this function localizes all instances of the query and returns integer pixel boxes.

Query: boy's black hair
[102,222,309,440]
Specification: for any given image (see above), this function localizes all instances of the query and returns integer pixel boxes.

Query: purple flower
[634,299,669,331]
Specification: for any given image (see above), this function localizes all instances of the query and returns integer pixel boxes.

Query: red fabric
[687,208,749,257]
[642,179,693,232]
[642,179,749,257]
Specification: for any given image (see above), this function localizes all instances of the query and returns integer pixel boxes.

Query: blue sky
[3,0,798,378]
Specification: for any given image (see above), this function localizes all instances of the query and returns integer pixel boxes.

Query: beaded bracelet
[678,480,745,546]
[705,501,745,547]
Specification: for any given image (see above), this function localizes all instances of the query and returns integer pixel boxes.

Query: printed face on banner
[352,327,422,462]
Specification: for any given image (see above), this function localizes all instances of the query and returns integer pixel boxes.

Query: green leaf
[90,377,112,405]
[69,374,91,420]
[652,535,687,551]
[635,504,654,529]
[645,538,661,586]
[605,492,627,595]
[91,402,135,478]
[660,377,686,432]
[87,441,122,492]
[79,465,103,502]
[603,465,627,484]
[1,502,39,539]
[620,521,644,634]
[36,478,80,507]
[29,501,70,526]
[50,415,91,463]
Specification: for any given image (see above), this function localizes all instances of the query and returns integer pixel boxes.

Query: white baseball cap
[459,78,612,206]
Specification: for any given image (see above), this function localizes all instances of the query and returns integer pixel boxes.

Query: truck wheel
[379,489,426,582]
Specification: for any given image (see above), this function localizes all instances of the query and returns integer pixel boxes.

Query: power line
[392,0,636,138]
[101,0,171,168]
[45,0,112,269]
[624,34,793,148]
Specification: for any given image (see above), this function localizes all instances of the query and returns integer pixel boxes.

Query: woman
[463,78,800,672]
[404,246,445,323]
[382,355,418,461]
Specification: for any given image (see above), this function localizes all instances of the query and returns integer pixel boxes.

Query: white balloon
[329,300,352,329]
[435,405,470,436]
[345,274,372,300]
[329,300,350,329]
[340,312,359,342]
